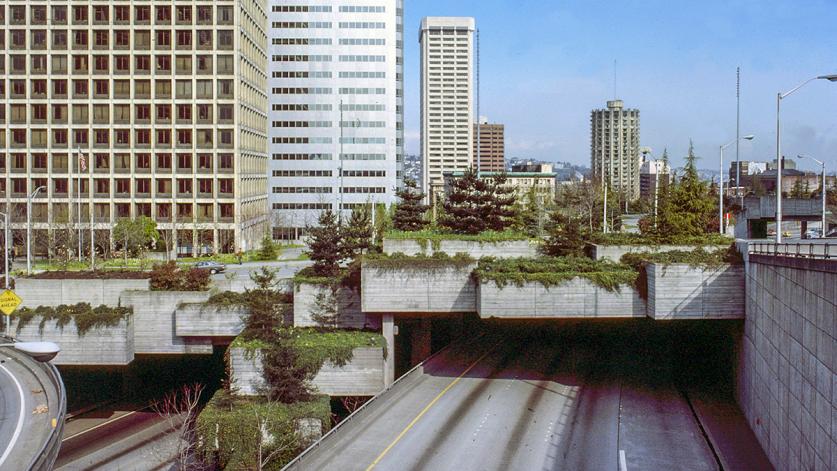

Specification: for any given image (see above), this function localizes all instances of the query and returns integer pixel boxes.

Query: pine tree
[656,141,717,237]
[305,209,343,277]
[440,170,517,234]
[541,213,587,257]
[485,172,518,231]
[342,204,373,260]
[392,179,429,231]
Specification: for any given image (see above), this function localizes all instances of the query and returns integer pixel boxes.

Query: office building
[269,1,404,241]
[444,163,556,200]
[0,0,269,257]
[420,16,475,198]
[590,100,641,200]
[639,159,670,200]
[729,160,768,186]
[474,117,504,173]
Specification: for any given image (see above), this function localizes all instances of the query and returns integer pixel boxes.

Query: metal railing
[749,242,835,260]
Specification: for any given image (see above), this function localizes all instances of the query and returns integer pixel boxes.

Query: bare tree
[151,383,205,470]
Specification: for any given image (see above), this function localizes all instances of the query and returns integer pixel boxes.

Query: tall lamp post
[0,210,8,337]
[797,155,827,235]
[719,135,755,234]
[775,74,837,243]
[26,186,46,275]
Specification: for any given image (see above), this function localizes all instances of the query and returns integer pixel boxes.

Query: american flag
[78,150,87,172]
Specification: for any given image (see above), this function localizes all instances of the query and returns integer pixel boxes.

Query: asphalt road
[294,330,721,471]
[0,347,56,471]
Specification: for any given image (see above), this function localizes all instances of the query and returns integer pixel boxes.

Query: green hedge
[473,257,637,291]
[14,303,131,336]
[385,228,531,244]
[206,290,292,307]
[363,251,475,269]
[588,232,733,246]
[620,247,742,271]
[195,391,330,471]
[286,328,387,373]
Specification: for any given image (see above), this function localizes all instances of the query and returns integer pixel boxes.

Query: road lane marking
[0,362,27,468]
[365,343,499,471]
[619,449,628,471]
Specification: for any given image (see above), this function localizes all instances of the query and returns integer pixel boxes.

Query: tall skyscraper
[0,0,269,257]
[590,100,641,200]
[269,1,404,241]
[473,117,505,173]
[420,17,475,198]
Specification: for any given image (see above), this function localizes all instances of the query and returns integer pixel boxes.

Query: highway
[0,345,62,470]
[291,325,726,471]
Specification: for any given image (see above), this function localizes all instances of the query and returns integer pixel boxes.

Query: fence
[748,242,836,260]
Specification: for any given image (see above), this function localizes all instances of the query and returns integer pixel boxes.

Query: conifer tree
[392,179,429,231]
[342,204,374,260]
[656,141,717,237]
[485,172,518,231]
[305,209,343,277]
[440,170,517,234]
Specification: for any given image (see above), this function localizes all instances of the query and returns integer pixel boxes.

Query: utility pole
[735,67,741,203]
[76,147,83,261]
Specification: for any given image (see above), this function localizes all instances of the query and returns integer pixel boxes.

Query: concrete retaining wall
[120,290,213,354]
[646,264,745,319]
[383,238,538,259]
[13,316,134,365]
[361,263,477,313]
[588,244,729,262]
[294,283,379,330]
[477,279,644,318]
[229,347,385,397]
[175,304,246,337]
[737,255,836,471]
[14,278,150,308]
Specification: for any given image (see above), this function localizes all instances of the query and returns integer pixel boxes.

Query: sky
[401,0,837,173]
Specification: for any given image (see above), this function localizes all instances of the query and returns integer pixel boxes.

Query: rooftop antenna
[613,59,617,99]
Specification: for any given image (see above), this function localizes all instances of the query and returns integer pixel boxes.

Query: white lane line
[619,449,628,471]
[0,362,27,468]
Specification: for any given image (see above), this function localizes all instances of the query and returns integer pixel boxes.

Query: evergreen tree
[484,172,518,231]
[342,205,373,260]
[255,233,278,261]
[516,186,542,237]
[440,170,517,234]
[392,178,429,231]
[305,209,343,277]
[541,213,587,257]
[656,140,717,237]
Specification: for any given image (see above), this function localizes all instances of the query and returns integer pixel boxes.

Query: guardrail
[0,335,67,471]
[749,242,836,260]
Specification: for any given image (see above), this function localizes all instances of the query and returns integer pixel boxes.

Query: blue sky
[402,0,837,172]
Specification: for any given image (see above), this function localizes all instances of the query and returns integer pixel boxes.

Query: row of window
[272,203,331,210]
[271,104,332,111]
[272,170,332,177]
[4,103,234,124]
[272,71,331,78]
[2,54,236,75]
[2,78,234,100]
[1,153,234,171]
[268,5,385,14]
[271,187,386,194]
[270,55,385,62]
[0,5,234,26]
[271,153,331,160]
[0,201,236,221]
[2,29,235,50]
[5,128,235,147]
[272,38,331,45]
[272,137,332,144]
[270,21,387,29]
[271,121,331,128]
[2,178,235,196]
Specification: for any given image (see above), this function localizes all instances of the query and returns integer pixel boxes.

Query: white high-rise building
[269,1,404,241]
[591,99,641,201]
[419,17,475,198]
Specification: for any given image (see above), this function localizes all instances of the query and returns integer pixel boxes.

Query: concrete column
[410,317,432,365]
[382,314,395,387]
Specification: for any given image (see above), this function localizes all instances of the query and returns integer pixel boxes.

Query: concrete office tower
[0,0,269,257]
[473,117,505,173]
[420,17,475,197]
[269,1,403,242]
[591,100,641,200]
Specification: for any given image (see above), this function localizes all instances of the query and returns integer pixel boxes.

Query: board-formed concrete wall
[120,290,213,354]
[361,263,477,313]
[383,238,538,259]
[588,244,730,262]
[175,304,247,337]
[646,264,745,319]
[12,316,134,365]
[229,347,385,396]
[477,279,645,318]
[737,255,836,471]
[294,283,380,330]
[15,278,150,308]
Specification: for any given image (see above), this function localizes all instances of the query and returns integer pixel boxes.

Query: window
[114,6,129,23]
[218,105,233,123]
[156,6,171,23]
[175,56,192,74]
[157,153,172,170]
[72,104,88,123]
[156,55,171,73]
[52,31,68,49]
[217,6,233,24]
[94,56,108,73]
[31,30,47,49]
[94,31,109,47]
[52,6,68,24]
[94,80,108,96]
[198,154,212,170]
[217,80,233,98]
[115,55,130,73]
[175,80,192,99]
[93,105,109,123]
[219,154,233,170]
[156,30,171,48]
[51,55,68,74]
[73,79,88,98]
[114,80,130,98]
[197,104,212,122]
[155,80,171,98]
[217,55,233,74]
[114,129,130,146]
[176,30,192,47]
[73,5,88,24]
[197,5,212,23]
[198,30,212,48]
[218,30,233,49]
[177,104,192,121]
[134,6,150,23]
[156,104,171,121]
[176,6,192,24]
[114,30,130,48]
[157,129,171,145]
[196,80,212,99]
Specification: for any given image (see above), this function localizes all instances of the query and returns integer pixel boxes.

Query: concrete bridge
[736,196,831,238]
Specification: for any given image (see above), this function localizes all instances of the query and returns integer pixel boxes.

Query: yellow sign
[0,290,22,316]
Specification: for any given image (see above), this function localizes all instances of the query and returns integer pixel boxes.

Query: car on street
[194,261,226,274]
[803,229,822,239]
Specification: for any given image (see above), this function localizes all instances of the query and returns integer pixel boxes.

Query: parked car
[194,261,226,274]
[803,229,822,239]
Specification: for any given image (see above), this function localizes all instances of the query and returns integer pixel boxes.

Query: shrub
[473,256,637,291]
[150,262,210,291]
[255,234,279,261]
[15,303,131,336]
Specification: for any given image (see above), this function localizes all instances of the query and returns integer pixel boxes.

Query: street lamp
[0,341,61,363]
[775,74,837,243]
[797,155,827,236]
[26,186,46,275]
[720,135,755,234]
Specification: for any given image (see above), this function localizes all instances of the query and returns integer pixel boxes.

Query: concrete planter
[646,264,744,319]
[13,316,134,365]
[175,304,247,337]
[15,278,150,308]
[294,283,379,330]
[383,238,538,259]
[588,244,731,262]
[229,346,385,397]
[361,262,477,313]
[120,290,213,354]
[477,279,645,318]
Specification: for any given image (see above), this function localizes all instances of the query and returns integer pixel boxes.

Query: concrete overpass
[0,337,66,470]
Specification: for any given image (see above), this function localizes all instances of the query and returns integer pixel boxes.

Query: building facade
[639,159,670,200]
[268,1,403,241]
[474,117,504,173]
[590,99,640,201]
[444,165,556,200]
[728,160,768,187]
[0,0,269,257]
[420,17,474,198]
